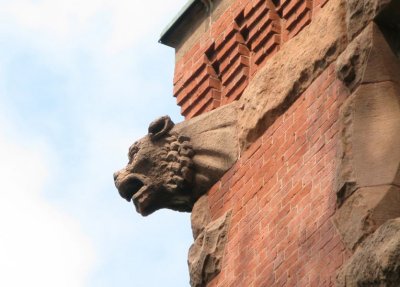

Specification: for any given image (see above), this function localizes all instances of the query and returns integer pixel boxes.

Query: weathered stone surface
[333,185,400,250]
[188,211,231,287]
[337,218,400,286]
[335,26,400,201]
[350,85,400,187]
[237,0,347,151]
[345,0,391,41]
[334,13,400,275]
[191,195,211,240]
[336,81,400,203]
[174,102,239,197]
[335,25,372,91]
[336,23,400,91]
[114,103,239,216]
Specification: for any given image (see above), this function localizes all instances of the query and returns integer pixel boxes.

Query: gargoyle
[113,103,239,216]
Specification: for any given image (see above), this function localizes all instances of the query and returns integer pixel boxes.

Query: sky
[0,0,194,286]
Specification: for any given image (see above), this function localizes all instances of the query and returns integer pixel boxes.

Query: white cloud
[0,127,95,287]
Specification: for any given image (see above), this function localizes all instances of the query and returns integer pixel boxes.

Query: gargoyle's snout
[113,169,129,200]
[114,170,149,203]
[113,171,119,181]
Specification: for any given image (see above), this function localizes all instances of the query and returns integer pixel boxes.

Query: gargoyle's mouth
[115,173,148,202]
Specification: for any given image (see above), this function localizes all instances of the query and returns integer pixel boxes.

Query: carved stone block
[191,195,212,240]
[114,103,239,216]
[335,23,400,204]
[336,80,400,200]
[337,218,400,286]
[188,211,231,287]
[334,8,400,278]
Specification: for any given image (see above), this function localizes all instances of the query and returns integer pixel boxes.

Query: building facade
[115,0,400,286]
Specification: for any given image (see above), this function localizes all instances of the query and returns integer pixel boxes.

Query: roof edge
[159,0,206,48]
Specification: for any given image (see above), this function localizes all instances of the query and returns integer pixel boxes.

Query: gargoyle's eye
[128,143,139,163]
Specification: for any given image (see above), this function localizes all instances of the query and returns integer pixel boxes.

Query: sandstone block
[191,195,212,240]
[188,211,231,287]
[337,218,400,286]
[336,81,400,201]
[334,185,400,251]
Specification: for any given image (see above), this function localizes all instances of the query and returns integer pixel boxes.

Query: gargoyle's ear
[148,116,175,140]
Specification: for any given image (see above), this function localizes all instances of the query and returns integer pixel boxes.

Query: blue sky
[0,0,194,286]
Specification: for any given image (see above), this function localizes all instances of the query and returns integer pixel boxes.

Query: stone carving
[111,0,400,284]
[114,0,400,217]
[337,218,400,286]
[188,210,231,287]
[114,103,239,215]
[189,194,232,287]
[114,117,195,215]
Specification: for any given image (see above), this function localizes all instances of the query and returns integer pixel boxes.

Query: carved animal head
[114,104,240,216]
[113,116,195,216]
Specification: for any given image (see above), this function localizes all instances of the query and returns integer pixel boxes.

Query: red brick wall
[205,65,351,286]
[174,0,330,119]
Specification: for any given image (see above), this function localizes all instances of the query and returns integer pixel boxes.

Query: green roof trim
[159,0,206,48]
